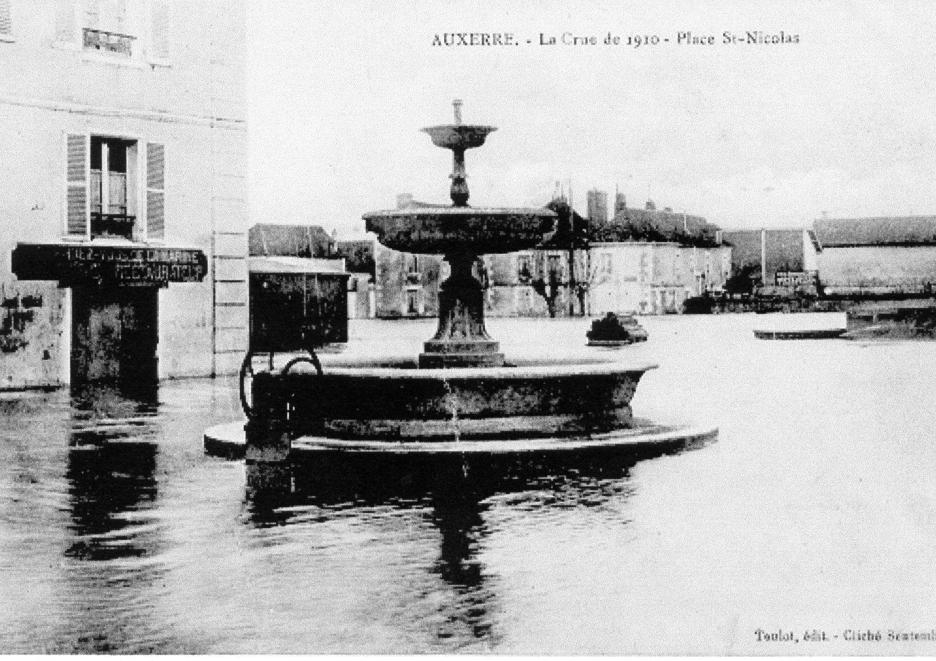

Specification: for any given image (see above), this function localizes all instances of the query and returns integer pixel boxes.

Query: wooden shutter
[65,134,89,237]
[146,142,165,240]
[151,0,169,61]
[54,0,75,43]
[0,0,12,37]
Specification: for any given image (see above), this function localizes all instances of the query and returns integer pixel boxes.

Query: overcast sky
[246,1,936,235]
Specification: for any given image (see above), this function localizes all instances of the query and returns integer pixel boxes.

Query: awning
[12,242,208,287]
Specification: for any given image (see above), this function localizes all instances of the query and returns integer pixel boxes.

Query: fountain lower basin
[207,356,716,459]
[276,357,656,441]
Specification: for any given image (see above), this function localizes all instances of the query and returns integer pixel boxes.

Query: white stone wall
[0,0,247,385]
[588,242,731,315]
[818,245,936,295]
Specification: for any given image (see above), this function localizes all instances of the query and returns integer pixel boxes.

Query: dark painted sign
[775,270,817,288]
[11,243,207,287]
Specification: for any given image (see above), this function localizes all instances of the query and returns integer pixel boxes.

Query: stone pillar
[244,371,291,463]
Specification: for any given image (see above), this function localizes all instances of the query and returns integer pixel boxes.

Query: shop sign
[12,243,208,287]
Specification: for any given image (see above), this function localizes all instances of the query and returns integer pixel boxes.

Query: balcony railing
[91,213,135,240]
[83,28,135,57]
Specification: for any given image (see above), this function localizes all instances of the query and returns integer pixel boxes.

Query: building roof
[721,228,807,273]
[249,256,348,275]
[814,216,936,248]
[591,207,722,247]
[249,224,336,257]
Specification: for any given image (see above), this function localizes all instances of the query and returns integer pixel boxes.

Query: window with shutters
[89,137,137,239]
[65,134,165,242]
[0,0,13,42]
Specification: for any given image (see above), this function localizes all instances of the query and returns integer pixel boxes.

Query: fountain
[204,101,716,462]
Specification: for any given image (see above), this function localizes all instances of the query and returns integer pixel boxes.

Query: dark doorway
[71,287,158,384]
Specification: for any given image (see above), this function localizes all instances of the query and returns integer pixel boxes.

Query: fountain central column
[420,250,503,368]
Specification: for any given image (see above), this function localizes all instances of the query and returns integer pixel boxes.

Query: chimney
[396,193,414,209]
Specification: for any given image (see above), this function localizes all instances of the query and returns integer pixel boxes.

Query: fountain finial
[452,99,463,125]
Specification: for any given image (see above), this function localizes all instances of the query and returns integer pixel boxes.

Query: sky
[246,1,936,235]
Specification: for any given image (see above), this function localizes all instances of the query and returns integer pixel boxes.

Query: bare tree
[531,269,562,318]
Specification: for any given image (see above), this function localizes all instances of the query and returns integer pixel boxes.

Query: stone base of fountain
[206,419,717,458]
[206,355,716,460]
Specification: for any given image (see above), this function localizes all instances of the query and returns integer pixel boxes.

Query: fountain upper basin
[363,207,557,255]
[421,124,497,150]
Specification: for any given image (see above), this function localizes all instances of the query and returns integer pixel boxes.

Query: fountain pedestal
[420,252,503,368]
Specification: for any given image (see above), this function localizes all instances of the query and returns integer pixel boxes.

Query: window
[405,254,420,284]
[547,254,562,281]
[600,253,612,274]
[90,137,136,239]
[517,254,532,282]
[405,289,421,315]
[65,133,165,241]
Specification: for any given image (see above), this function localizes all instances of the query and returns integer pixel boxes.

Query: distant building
[586,189,609,225]
[813,215,936,297]
[484,246,588,318]
[374,244,445,318]
[588,203,730,314]
[373,195,446,318]
[336,237,376,319]
[721,228,819,293]
[588,242,730,315]
[484,198,589,318]
[484,198,730,317]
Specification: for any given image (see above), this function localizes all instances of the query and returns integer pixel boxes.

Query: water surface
[1,314,935,654]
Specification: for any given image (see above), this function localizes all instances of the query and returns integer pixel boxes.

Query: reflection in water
[67,382,162,557]
[245,443,699,647]
[65,443,158,561]
[61,383,166,652]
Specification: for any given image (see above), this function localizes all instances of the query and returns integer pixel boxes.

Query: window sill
[80,50,147,69]
[60,235,170,248]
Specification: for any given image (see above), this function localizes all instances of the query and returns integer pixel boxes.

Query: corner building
[0,0,248,388]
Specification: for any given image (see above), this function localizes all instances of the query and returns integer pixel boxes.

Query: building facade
[0,1,248,388]
[336,236,376,319]
[588,242,731,315]
[813,216,936,297]
[484,247,588,318]
[374,243,445,318]
[721,228,819,293]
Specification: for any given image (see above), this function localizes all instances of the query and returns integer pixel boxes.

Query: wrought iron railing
[91,213,135,239]
[83,28,135,57]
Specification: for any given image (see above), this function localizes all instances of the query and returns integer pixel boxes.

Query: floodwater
[2,313,936,654]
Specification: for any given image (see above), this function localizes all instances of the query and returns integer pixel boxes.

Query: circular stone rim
[302,357,659,379]
[204,421,717,458]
